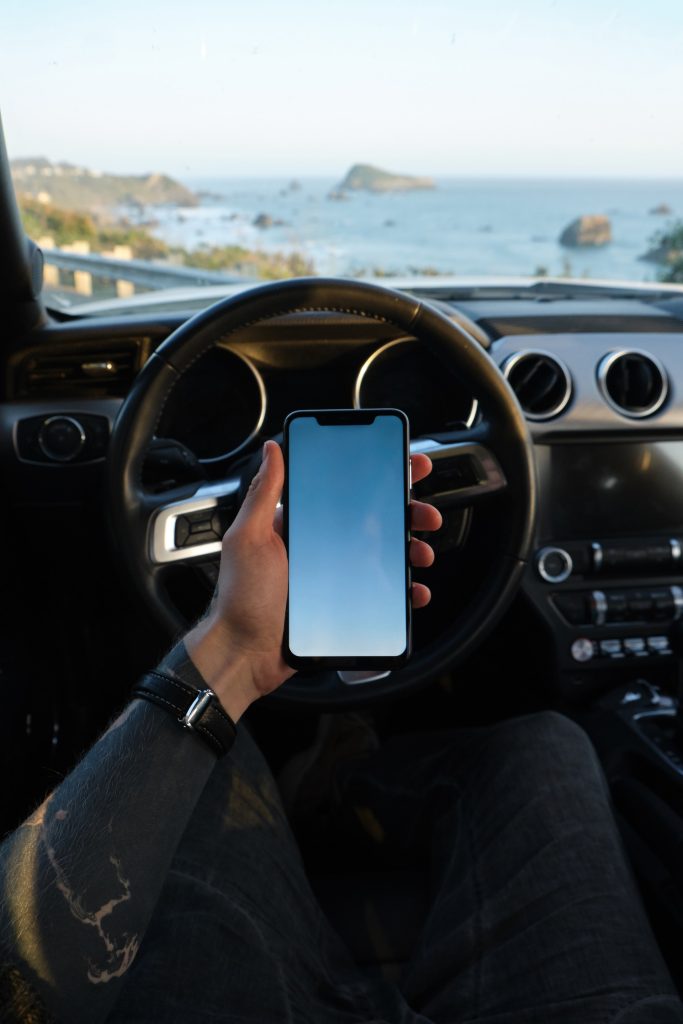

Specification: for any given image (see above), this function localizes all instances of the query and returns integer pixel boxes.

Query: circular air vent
[597,349,668,419]
[502,350,572,421]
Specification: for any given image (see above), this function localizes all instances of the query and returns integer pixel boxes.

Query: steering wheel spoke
[411,431,507,509]
[148,477,241,566]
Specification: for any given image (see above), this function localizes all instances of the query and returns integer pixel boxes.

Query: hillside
[11,157,197,211]
[17,194,313,281]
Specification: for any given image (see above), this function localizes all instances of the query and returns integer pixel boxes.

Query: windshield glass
[4,0,683,312]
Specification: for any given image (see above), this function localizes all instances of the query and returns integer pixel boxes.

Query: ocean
[147,177,683,282]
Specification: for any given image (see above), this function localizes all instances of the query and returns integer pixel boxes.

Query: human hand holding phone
[185,439,441,719]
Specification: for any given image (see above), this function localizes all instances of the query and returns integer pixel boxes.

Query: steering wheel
[107,278,536,707]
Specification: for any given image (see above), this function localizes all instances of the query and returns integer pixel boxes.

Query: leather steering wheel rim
[107,277,537,707]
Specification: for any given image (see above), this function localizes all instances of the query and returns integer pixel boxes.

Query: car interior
[3,112,683,991]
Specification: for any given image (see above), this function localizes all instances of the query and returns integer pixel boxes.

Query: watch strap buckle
[180,688,215,731]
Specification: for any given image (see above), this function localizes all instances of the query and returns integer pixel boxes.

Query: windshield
[4,0,683,313]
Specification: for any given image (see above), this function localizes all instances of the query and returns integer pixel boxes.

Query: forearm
[0,644,225,1024]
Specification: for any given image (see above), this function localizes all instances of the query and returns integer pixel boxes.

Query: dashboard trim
[194,346,267,464]
[353,335,479,429]
[492,332,683,438]
[501,348,573,421]
[596,348,669,420]
[2,398,122,467]
[150,479,240,564]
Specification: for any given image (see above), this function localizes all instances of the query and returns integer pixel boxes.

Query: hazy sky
[287,417,407,658]
[2,0,682,179]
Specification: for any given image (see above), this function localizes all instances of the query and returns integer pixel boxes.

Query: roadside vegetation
[17,194,314,281]
[646,221,683,284]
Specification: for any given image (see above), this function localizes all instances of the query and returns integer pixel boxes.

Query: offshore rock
[559,214,611,247]
[253,212,274,228]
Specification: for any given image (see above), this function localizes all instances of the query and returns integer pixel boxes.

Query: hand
[185,440,442,720]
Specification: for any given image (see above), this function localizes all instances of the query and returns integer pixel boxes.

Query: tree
[645,220,683,284]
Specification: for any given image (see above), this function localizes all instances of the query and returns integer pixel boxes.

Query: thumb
[234,440,284,534]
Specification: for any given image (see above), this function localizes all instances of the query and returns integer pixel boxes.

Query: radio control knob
[537,546,573,583]
[571,637,595,663]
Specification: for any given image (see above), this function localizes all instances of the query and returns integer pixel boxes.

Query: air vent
[13,339,145,398]
[502,350,572,420]
[597,349,668,419]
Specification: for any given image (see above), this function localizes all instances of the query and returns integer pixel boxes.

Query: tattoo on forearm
[0,695,215,1023]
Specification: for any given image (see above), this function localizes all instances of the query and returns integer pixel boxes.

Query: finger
[410,453,432,486]
[234,440,284,534]
[411,582,431,608]
[410,537,435,568]
[410,499,443,532]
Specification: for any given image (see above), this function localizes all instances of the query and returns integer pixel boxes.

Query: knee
[490,711,604,787]
[511,709,591,749]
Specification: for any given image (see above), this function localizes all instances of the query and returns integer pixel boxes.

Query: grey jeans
[107,712,683,1023]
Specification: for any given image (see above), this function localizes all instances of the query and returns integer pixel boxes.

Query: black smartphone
[283,408,411,670]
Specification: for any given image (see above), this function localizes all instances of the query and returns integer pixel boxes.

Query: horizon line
[10,158,683,184]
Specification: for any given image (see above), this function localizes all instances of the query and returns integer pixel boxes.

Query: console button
[627,592,653,618]
[647,635,671,654]
[570,638,595,662]
[567,544,591,574]
[537,547,573,583]
[623,637,647,655]
[544,551,567,576]
[38,416,86,462]
[599,639,624,658]
[646,544,672,564]
[601,546,620,567]
[590,590,608,625]
[651,589,674,619]
[606,592,628,620]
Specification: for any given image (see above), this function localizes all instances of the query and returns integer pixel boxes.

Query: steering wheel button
[186,528,218,546]
[211,510,230,538]
[174,516,191,548]
[189,519,212,534]
[187,509,213,525]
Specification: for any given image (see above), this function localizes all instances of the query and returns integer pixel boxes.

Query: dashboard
[4,285,683,699]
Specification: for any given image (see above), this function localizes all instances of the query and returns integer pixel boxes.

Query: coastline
[141,176,683,281]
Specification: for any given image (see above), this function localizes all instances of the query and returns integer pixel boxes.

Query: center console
[525,440,683,694]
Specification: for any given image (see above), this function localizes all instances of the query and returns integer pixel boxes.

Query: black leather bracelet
[133,669,237,758]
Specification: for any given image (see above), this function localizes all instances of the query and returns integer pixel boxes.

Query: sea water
[149,177,683,282]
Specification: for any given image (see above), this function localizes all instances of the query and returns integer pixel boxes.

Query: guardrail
[41,247,247,297]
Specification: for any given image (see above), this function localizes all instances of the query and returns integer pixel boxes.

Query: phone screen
[285,411,409,664]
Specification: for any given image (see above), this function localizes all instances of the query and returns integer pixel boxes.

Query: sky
[287,417,407,658]
[2,0,683,180]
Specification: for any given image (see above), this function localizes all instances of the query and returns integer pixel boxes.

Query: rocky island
[11,157,198,211]
[559,214,611,248]
[333,163,435,195]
